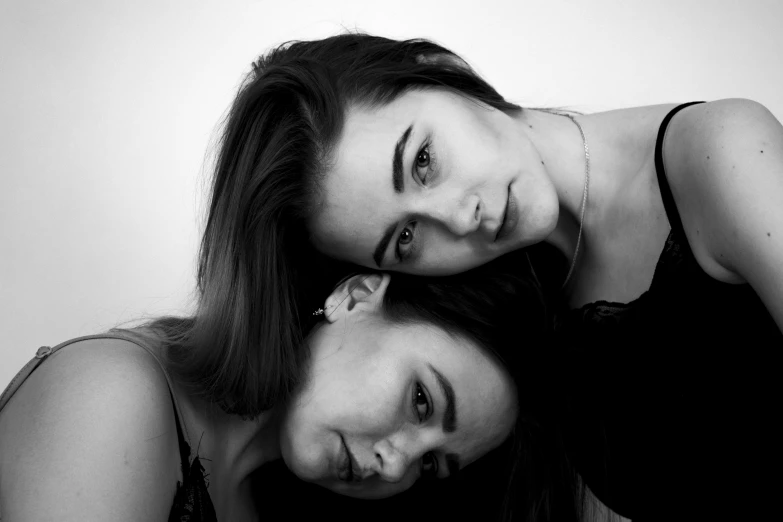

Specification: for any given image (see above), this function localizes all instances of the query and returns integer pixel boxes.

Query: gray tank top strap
[0,331,192,448]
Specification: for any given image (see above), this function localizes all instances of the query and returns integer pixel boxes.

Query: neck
[184,395,283,490]
[188,398,283,520]
[514,108,592,265]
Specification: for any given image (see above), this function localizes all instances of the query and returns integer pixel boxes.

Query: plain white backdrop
[2,0,782,389]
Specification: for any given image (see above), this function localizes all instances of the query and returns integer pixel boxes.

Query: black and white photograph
[1,1,781,520]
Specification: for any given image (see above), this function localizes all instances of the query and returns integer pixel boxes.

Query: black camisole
[557,102,781,521]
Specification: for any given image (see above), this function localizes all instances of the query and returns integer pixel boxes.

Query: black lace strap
[654,101,705,237]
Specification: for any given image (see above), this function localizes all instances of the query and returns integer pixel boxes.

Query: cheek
[278,407,324,482]
[293,354,398,431]
[453,106,514,170]
[277,369,347,480]
[518,174,560,236]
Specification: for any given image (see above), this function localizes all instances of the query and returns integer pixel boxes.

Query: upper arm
[0,339,182,521]
[666,98,783,330]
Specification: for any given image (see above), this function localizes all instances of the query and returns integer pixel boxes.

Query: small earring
[313,304,333,317]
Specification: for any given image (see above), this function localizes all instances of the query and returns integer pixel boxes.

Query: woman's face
[310,88,560,275]
[279,275,517,499]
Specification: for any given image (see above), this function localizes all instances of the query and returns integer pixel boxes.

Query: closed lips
[495,184,518,241]
[340,436,361,482]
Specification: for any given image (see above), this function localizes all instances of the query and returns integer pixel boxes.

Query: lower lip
[495,185,519,242]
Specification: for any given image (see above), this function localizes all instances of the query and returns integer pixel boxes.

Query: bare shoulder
[656,98,783,281]
[0,337,182,521]
[682,97,778,124]
[670,99,780,149]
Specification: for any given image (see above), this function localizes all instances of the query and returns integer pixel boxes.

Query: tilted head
[193,32,542,415]
[279,249,552,500]
[312,87,561,276]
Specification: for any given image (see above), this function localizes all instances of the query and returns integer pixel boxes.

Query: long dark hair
[149,33,523,417]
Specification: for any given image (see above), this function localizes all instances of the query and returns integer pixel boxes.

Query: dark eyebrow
[372,223,397,268]
[392,124,413,193]
[428,364,457,434]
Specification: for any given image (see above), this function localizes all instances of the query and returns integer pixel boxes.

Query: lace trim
[169,454,217,522]
[569,230,685,321]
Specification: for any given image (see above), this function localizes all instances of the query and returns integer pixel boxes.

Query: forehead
[311,89,464,262]
[311,101,413,258]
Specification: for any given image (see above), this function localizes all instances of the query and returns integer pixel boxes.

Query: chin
[524,204,560,245]
[279,437,323,483]
[284,457,325,483]
[320,481,401,500]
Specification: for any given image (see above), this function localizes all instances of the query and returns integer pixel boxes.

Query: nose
[426,193,482,237]
[371,437,413,483]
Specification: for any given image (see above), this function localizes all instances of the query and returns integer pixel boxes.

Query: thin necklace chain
[559,113,590,289]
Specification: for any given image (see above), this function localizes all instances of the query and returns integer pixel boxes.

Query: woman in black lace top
[227,33,782,521]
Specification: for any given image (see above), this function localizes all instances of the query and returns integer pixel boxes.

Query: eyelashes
[412,382,439,480]
[412,382,431,421]
[395,222,417,261]
[414,142,435,184]
[395,140,436,262]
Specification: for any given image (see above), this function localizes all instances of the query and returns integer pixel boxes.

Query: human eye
[411,382,432,422]
[420,452,439,480]
[412,383,439,480]
[413,141,436,185]
[395,221,418,262]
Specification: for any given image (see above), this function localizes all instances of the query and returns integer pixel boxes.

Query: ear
[323,273,390,323]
